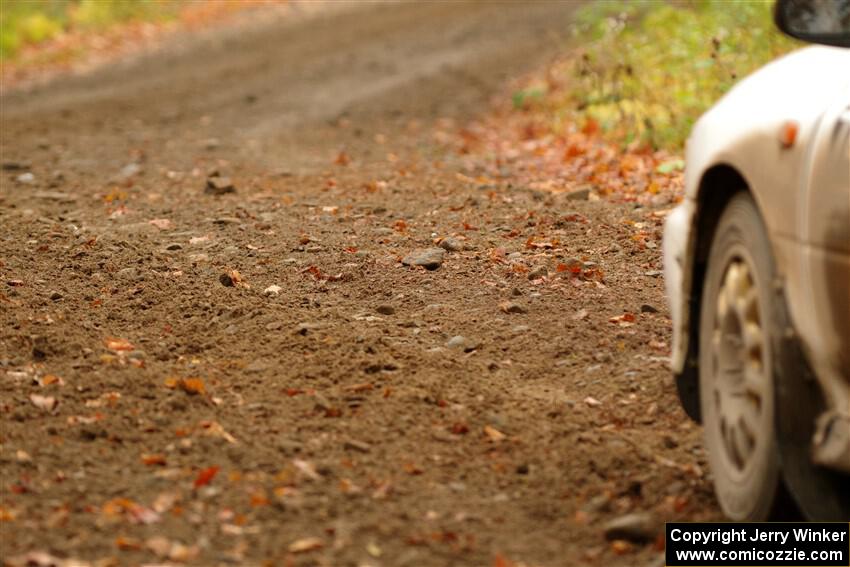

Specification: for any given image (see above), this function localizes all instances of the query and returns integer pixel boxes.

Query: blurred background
[1,0,797,150]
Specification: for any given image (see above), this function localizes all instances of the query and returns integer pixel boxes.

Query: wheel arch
[677,164,751,423]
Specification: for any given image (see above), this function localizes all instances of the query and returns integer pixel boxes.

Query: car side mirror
[774,0,850,47]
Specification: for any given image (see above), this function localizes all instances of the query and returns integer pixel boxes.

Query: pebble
[305,245,323,253]
[265,321,283,331]
[640,303,659,313]
[277,439,304,455]
[446,335,480,352]
[49,291,63,301]
[528,265,548,280]
[401,248,445,270]
[119,162,142,180]
[500,301,527,314]
[264,285,283,296]
[603,513,657,543]
[205,175,236,195]
[644,270,663,278]
[2,161,29,171]
[219,273,235,287]
[564,186,591,200]
[16,172,35,184]
[343,439,371,453]
[212,217,240,225]
[165,243,183,251]
[376,305,395,315]
[439,237,463,252]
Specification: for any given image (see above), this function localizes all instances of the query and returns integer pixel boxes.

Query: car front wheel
[699,192,782,521]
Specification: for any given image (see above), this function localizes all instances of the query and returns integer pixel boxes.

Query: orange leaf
[194,466,220,488]
[483,425,506,442]
[179,377,205,395]
[141,454,167,466]
[115,536,142,550]
[104,337,134,351]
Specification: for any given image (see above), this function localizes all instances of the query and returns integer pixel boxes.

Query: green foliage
[0,0,179,60]
[562,0,800,149]
[72,0,174,30]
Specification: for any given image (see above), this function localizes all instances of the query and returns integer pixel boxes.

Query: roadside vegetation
[515,0,800,150]
[0,0,180,60]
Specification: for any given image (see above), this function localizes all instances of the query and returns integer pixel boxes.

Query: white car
[663,0,850,521]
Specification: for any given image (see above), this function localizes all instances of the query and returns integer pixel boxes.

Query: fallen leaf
[611,539,633,555]
[116,536,143,550]
[402,462,423,475]
[334,151,351,166]
[29,394,57,413]
[483,425,506,442]
[37,374,64,387]
[198,420,237,444]
[608,313,636,326]
[194,466,220,488]
[165,376,206,396]
[141,454,167,466]
[289,537,323,553]
[293,459,320,481]
[104,337,134,351]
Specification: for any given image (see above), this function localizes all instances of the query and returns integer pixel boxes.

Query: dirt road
[0,2,720,565]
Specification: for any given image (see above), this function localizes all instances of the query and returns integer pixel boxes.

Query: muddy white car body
[663,45,850,517]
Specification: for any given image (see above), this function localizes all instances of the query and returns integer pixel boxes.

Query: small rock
[119,162,142,180]
[266,321,284,331]
[79,424,108,441]
[528,265,548,280]
[2,161,29,171]
[439,237,463,252]
[564,187,591,201]
[499,301,527,314]
[295,322,322,335]
[401,248,445,271]
[264,285,283,297]
[640,303,659,314]
[277,439,303,455]
[165,243,183,251]
[644,270,662,278]
[16,172,35,185]
[603,513,657,543]
[212,217,241,225]
[49,291,63,301]
[343,439,371,453]
[219,273,235,287]
[376,305,395,315]
[205,175,236,195]
[447,335,480,352]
